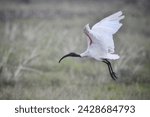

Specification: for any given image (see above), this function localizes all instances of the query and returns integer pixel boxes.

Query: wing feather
[91,11,124,53]
[92,11,124,34]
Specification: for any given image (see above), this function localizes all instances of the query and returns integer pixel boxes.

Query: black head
[59,52,81,63]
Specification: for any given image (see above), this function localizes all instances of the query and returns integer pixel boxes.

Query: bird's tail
[106,53,120,60]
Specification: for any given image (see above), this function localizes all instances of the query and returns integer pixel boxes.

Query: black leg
[103,60,115,80]
[102,59,118,80]
[105,59,118,79]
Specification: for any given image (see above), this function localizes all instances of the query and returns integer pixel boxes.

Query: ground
[0,0,150,99]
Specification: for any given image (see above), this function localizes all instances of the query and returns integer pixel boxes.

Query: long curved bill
[59,54,71,63]
[59,52,81,63]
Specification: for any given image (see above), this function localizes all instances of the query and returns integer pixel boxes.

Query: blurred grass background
[0,0,150,99]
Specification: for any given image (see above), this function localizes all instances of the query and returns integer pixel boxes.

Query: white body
[81,11,125,61]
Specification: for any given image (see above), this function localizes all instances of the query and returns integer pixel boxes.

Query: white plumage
[59,11,125,80]
[82,11,124,60]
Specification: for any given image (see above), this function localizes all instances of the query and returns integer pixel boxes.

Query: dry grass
[0,0,150,99]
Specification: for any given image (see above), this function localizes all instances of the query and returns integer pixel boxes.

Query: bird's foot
[112,72,118,80]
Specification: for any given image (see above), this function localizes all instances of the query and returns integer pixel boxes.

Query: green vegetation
[0,0,150,99]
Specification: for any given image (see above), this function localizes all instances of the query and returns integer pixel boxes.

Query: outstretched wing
[91,11,125,53]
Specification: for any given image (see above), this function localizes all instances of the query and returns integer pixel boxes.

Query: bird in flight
[59,11,125,80]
